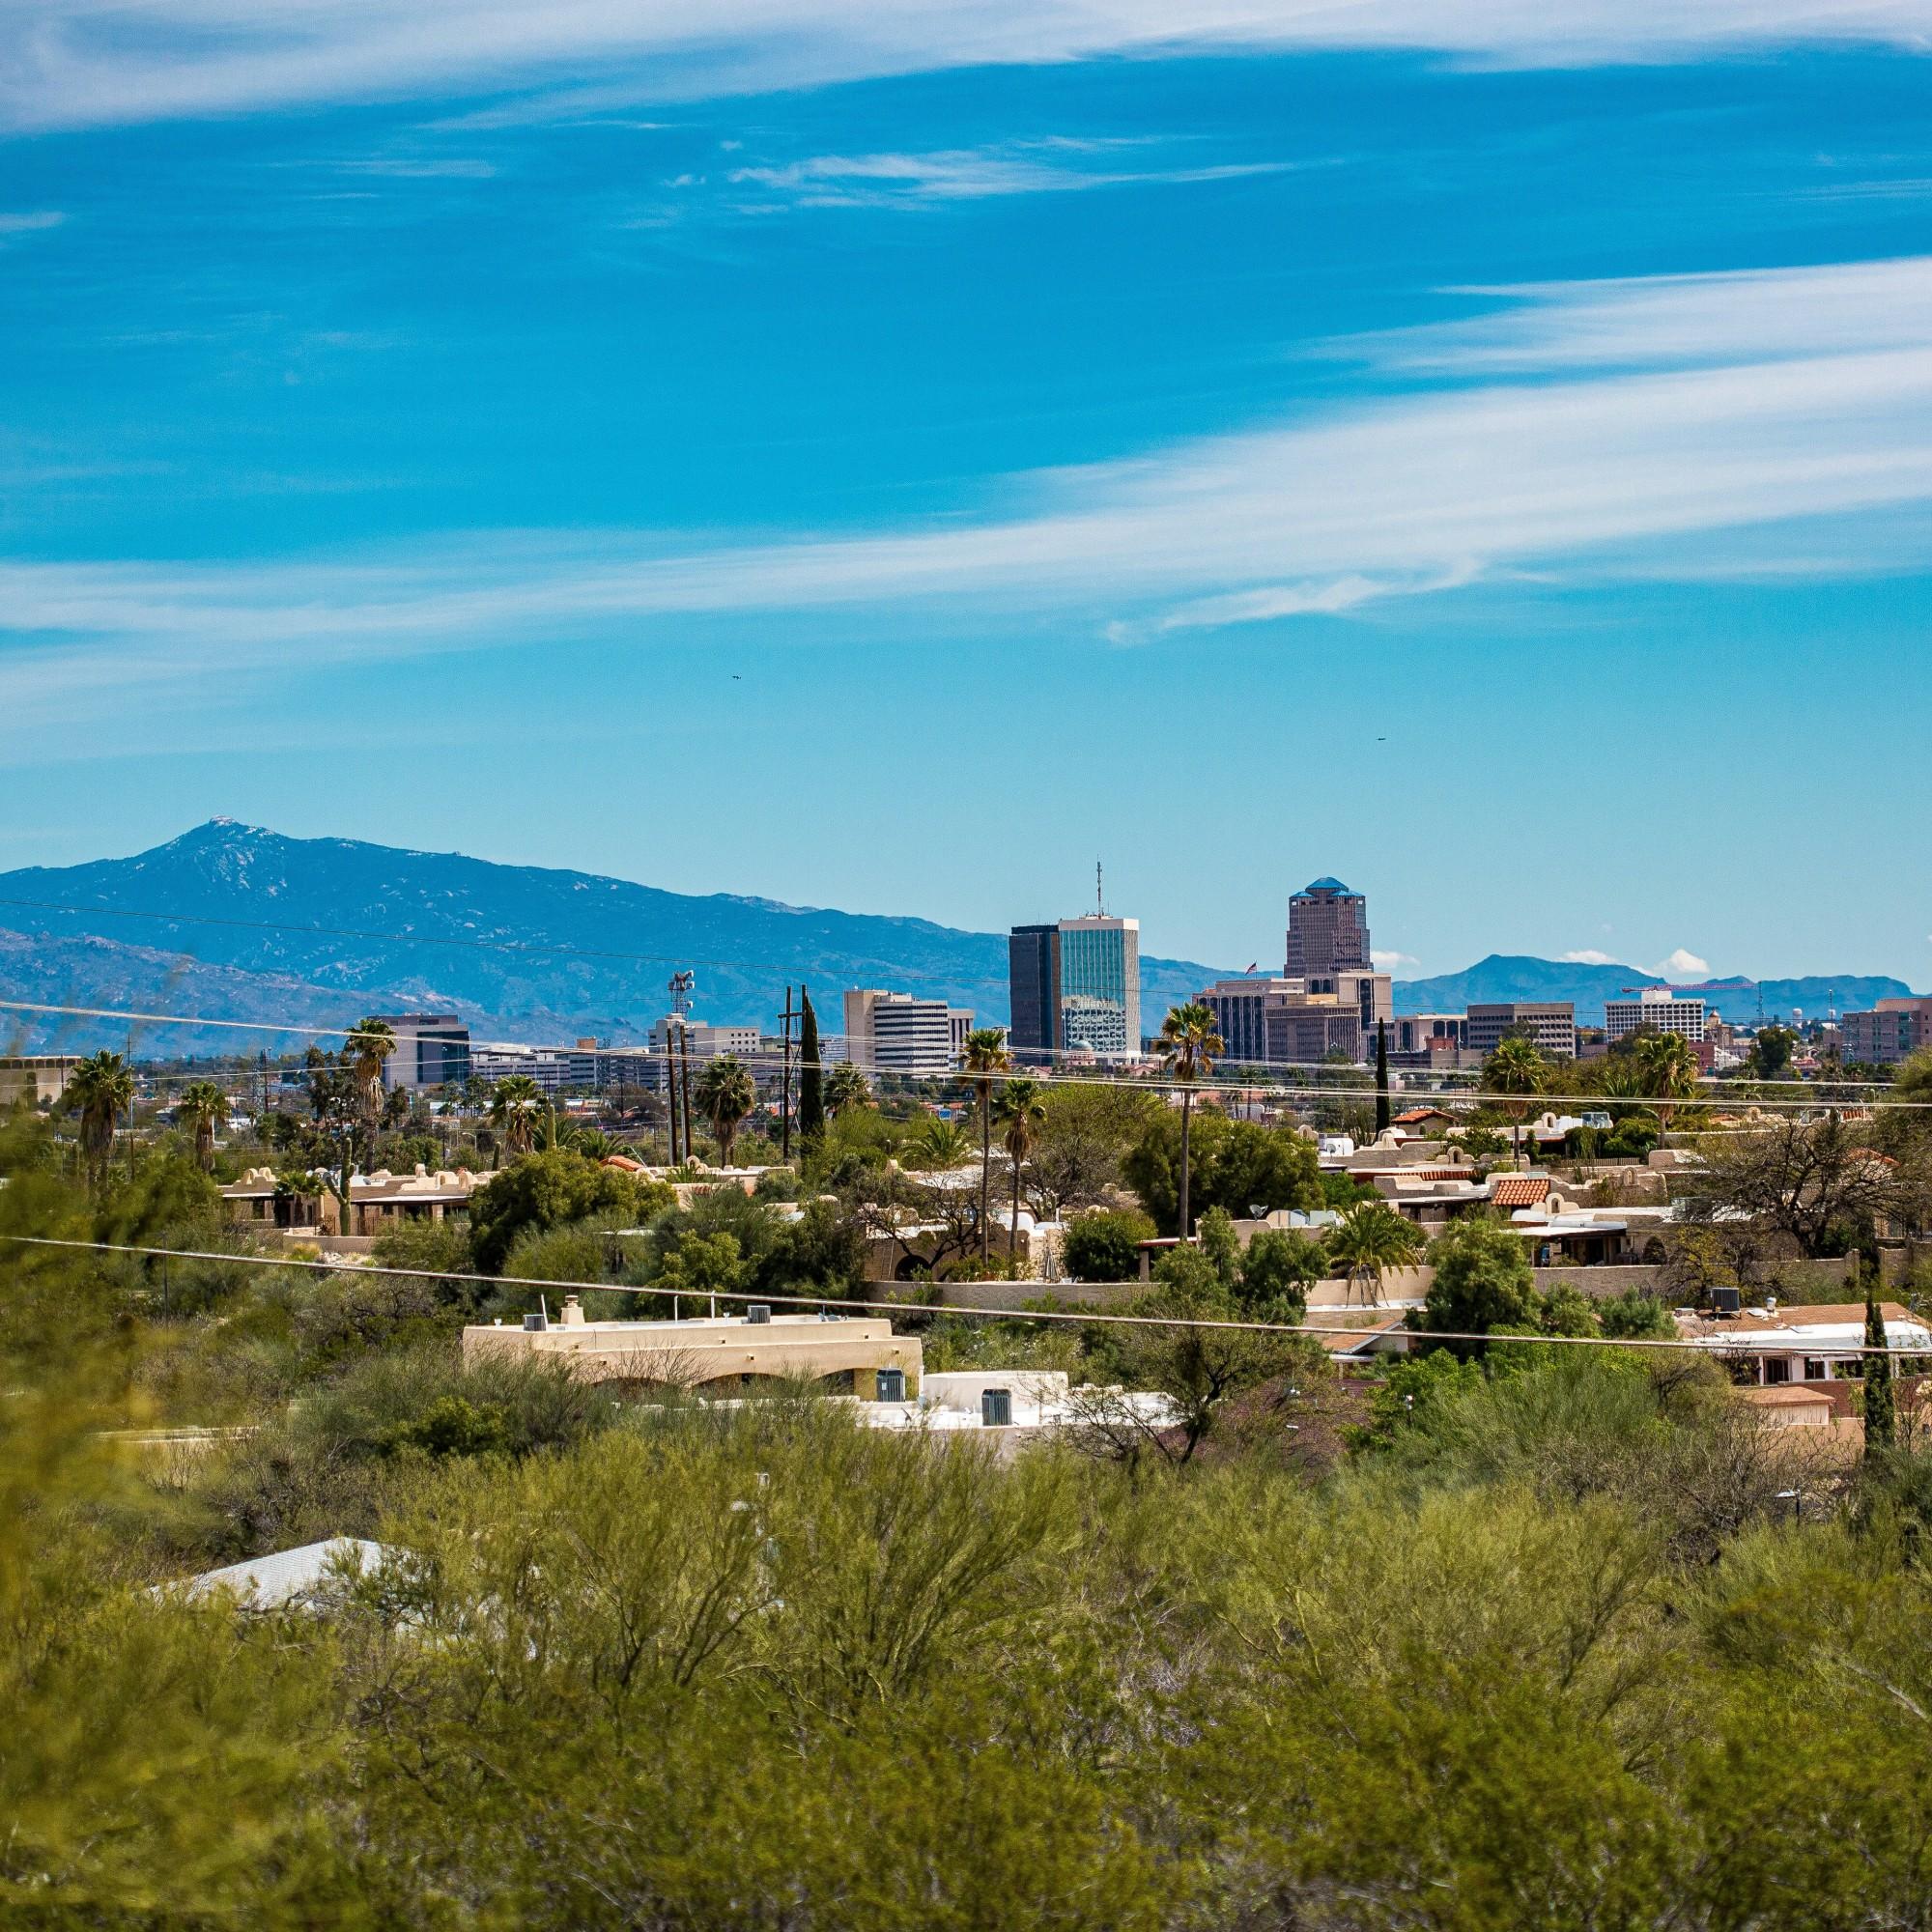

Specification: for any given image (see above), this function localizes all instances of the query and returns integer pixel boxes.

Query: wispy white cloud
[1372,949,1419,969]
[720,144,1294,208]
[336,156,497,179]
[7,1,1932,132]
[1561,949,1617,964]
[1347,256,1932,377]
[13,254,1932,727]
[1109,563,1480,641]
[0,211,66,236]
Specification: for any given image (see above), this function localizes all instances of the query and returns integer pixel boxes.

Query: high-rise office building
[1008,924,1060,1058]
[1285,877,1371,977]
[1197,977,1299,1064]
[1262,968,1392,1065]
[1058,915,1139,1058]
[374,1013,471,1091]
[842,988,975,1078]
[1007,912,1141,1062]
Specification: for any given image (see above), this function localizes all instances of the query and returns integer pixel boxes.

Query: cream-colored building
[0,1055,81,1105]
[465,1303,923,1398]
[222,1163,487,1237]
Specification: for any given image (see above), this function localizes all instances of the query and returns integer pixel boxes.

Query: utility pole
[780,985,795,1164]
[678,1020,694,1165]
[666,970,696,1166]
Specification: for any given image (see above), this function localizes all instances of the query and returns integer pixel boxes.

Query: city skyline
[1,815,1920,1003]
[5,19,1932,979]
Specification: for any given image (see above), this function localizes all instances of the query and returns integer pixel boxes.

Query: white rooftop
[169,1538,391,1610]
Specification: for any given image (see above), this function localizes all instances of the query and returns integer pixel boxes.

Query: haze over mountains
[0,822,1913,1058]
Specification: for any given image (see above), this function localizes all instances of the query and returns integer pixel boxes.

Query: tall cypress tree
[1374,1020,1391,1136]
[797,989,825,1144]
[1863,1252,1896,1456]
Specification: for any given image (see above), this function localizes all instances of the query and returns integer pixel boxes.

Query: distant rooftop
[170,1538,391,1611]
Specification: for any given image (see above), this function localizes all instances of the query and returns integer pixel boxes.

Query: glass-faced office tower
[1008,915,1141,1063]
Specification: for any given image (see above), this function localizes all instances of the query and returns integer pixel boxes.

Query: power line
[5,1233,1925,1357]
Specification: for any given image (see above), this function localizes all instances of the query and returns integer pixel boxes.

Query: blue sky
[3,5,1931,984]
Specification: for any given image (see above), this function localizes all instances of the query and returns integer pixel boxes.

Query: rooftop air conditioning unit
[746,1304,772,1324]
[981,1387,1013,1428]
[523,1312,548,1332]
[1709,1286,1741,1316]
[875,1368,906,1402]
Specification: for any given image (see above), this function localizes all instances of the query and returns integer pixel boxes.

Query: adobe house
[465,1302,923,1399]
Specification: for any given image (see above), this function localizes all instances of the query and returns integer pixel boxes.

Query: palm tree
[996,1075,1048,1262]
[904,1118,972,1170]
[69,1050,134,1192]
[1160,1002,1225,1240]
[826,1060,872,1117]
[344,1016,397,1131]
[1482,1033,1548,1163]
[488,1074,546,1158]
[1325,1200,1426,1307]
[694,1055,757,1166]
[960,1027,1012,1260]
[176,1079,228,1172]
[1633,1030,1701,1146]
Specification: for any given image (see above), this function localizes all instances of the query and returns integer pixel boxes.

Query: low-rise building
[470,1043,568,1094]
[622,1018,767,1094]
[220,1168,323,1232]
[1739,1384,1837,1428]
[1841,997,1932,1067]
[0,1055,81,1104]
[1465,1002,1577,1060]
[1605,989,1707,1044]
[1681,1301,1931,1386]
[221,1162,488,1237]
[1390,1014,1467,1068]
[466,1303,923,1397]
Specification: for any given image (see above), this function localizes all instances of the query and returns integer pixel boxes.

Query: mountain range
[0,821,1219,1058]
[0,821,1914,1058]
[1388,957,1912,1028]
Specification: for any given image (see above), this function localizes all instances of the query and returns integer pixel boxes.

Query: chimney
[561,1294,586,1327]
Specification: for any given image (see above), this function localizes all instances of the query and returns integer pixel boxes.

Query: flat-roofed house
[466,1304,923,1399]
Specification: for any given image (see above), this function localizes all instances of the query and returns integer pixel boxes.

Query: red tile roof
[1490,1175,1552,1208]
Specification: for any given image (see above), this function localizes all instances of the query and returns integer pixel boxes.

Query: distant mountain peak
[0,822,1223,1047]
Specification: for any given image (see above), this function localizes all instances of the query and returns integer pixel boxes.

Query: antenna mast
[1095,859,1104,917]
